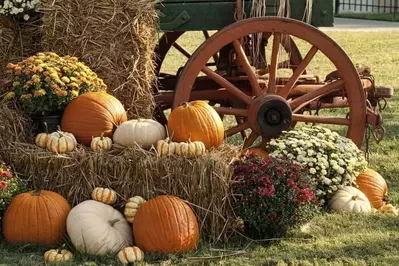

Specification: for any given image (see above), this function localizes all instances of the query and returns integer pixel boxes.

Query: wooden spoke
[290,79,345,110]
[213,106,248,117]
[260,136,270,149]
[203,31,219,64]
[243,131,259,148]
[292,114,350,125]
[232,40,262,96]
[202,67,252,104]
[172,42,192,58]
[225,121,250,137]
[279,45,319,98]
[268,33,281,94]
[236,117,248,139]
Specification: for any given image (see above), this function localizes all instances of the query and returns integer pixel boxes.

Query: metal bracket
[160,10,191,29]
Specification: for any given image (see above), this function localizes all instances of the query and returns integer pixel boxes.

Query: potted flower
[0,161,26,231]
[267,126,368,203]
[230,154,320,240]
[3,52,107,133]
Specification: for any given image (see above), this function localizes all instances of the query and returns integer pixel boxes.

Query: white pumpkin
[113,119,166,149]
[46,129,77,153]
[91,133,112,152]
[66,200,133,255]
[329,186,372,213]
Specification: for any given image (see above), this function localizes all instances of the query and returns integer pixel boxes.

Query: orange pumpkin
[356,168,388,209]
[3,190,71,245]
[242,148,269,160]
[167,101,224,149]
[61,92,127,146]
[133,195,200,254]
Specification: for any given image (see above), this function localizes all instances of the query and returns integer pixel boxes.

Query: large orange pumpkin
[167,101,224,149]
[61,92,127,146]
[3,190,71,245]
[356,168,388,209]
[133,195,200,254]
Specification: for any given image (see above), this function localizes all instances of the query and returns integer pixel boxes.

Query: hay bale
[41,0,158,118]
[0,15,43,72]
[0,103,238,241]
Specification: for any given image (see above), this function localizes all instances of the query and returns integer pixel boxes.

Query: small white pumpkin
[91,187,117,205]
[91,133,112,151]
[175,139,206,157]
[44,249,73,262]
[124,196,146,223]
[35,132,50,148]
[156,137,178,156]
[329,186,372,213]
[46,127,77,153]
[66,200,133,255]
[113,119,166,149]
[117,246,144,265]
[35,122,50,148]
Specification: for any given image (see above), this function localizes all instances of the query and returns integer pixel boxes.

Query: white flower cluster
[0,0,40,21]
[267,126,367,203]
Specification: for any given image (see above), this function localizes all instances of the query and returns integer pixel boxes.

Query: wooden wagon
[152,0,393,148]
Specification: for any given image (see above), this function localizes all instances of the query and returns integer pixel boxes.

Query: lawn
[336,13,399,22]
[1,31,399,265]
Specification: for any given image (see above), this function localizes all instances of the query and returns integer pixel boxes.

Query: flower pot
[31,114,62,133]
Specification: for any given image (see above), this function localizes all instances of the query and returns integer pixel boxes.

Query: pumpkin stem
[108,219,119,227]
[352,195,359,201]
[100,132,104,140]
[182,102,190,108]
[31,189,42,196]
[188,133,192,143]
[383,195,390,203]
[44,122,49,134]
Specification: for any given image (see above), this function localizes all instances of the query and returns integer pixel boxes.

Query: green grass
[336,13,399,22]
[1,31,399,265]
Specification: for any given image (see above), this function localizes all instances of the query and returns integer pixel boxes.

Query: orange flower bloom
[0,170,12,178]
[0,181,8,189]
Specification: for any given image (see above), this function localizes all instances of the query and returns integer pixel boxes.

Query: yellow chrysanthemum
[70,90,79,97]
[33,89,46,97]
[12,81,21,87]
[68,82,79,89]
[61,76,70,83]
[20,94,33,99]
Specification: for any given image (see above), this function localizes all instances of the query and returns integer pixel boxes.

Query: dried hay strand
[40,0,159,118]
[0,102,239,241]
[0,15,43,72]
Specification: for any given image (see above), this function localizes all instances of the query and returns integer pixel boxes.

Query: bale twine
[0,102,238,241]
[40,0,158,118]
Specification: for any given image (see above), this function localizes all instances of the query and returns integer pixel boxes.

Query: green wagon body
[158,0,334,31]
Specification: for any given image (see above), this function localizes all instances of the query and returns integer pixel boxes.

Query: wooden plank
[158,0,333,31]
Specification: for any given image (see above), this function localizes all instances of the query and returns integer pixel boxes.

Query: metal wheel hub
[248,94,292,137]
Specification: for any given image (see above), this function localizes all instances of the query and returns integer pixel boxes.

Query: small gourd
[377,203,398,216]
[175,136,206,157]
[91,133,113,152]
[44,248,73,262]
[46,126,77,153]
[124,196,146,223]
[117,246,144,265]
[156,134,178,156]
[91,187,117,205]
[35,122,50,148]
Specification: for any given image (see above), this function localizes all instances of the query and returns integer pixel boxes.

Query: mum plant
[0,0,41,21]
[0,161,26,211]
[267,126,368,203]
[230,154,320,239]
[4,52,107,116]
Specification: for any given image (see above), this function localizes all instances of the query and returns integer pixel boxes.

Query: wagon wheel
[171,17,367,148]
[153,29,309,137]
